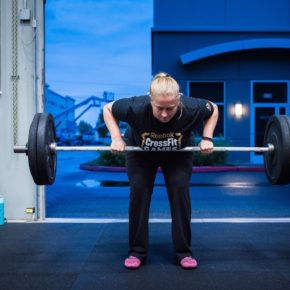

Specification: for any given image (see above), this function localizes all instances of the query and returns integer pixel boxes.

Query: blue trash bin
[0,196,4,225]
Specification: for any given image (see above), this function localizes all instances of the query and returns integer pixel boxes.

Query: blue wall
[152,0,290,164]
[154,0,290,29]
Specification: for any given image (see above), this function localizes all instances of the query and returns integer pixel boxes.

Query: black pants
[126,151,193,262]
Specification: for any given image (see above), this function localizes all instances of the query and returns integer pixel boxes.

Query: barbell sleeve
[13,145,29,154]
[14,143,275,154]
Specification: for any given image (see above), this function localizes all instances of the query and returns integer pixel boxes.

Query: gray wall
[0,0,45,221]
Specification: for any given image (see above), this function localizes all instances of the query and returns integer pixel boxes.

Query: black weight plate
[28,113,42,185]
[36,113,57,185]
[264,115,290,185]
[283,115,290,183]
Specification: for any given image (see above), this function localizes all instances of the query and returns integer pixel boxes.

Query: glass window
[189,82,224,102]
[253,82,287,103]
[189,82,224,137]
[254,107,275,155]
[280,107,286,115]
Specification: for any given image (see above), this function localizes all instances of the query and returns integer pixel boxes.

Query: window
[189,82,225,138]
[253,82,287,103]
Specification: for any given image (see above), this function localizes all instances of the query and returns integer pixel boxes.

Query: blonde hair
[149,72,183,119]
[149,72,180,99]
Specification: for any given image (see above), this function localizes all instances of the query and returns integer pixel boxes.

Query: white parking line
[8,217,290,223]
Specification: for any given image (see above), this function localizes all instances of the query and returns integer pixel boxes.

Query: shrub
[192,138,230,166]
[85,151,126,167]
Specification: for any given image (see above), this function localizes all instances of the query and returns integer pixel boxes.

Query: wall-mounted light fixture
[234,103,243,118]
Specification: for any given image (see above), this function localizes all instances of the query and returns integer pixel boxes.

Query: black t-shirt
[112,95,213,151]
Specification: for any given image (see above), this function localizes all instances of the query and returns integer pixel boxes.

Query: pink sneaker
[180,256,198,269]
[124,256,141,269]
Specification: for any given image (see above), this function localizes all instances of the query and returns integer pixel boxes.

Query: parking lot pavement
[46,152,290,219]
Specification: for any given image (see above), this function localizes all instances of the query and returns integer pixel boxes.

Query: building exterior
[45,86,116,144]
[152,0,290,164]
[45,84,76,136]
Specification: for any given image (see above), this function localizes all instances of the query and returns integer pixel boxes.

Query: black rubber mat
[0,222,290,290]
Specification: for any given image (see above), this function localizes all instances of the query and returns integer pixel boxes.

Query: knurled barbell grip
[13,143,275,153]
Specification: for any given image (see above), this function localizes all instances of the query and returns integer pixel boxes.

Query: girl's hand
[111,138,126,154]
[199,139,214,154]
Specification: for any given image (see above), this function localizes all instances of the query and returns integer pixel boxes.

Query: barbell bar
[13,143,275,153]
[13,113,290,186]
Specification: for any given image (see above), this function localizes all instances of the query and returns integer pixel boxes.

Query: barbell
[13,113,290,186]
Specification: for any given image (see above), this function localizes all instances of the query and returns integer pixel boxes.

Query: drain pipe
[33,0,46,221]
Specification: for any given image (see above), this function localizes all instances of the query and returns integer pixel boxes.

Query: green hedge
[85,151,126,167]
[192,138,229,166]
